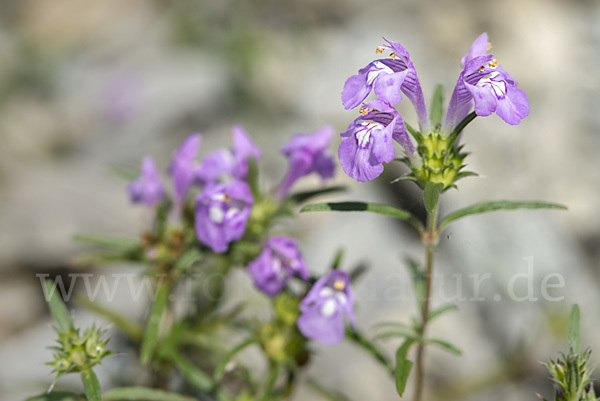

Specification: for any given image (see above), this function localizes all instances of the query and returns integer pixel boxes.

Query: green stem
[413,199,439,401]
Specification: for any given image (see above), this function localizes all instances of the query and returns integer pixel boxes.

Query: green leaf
[395,339,415,396]
[80,369,102,401]
[424,182,443,214]
[74,295,142,341]
[73,234,140,251]
[247,157,261,200]
[25,392,84,401]
[288,186,347,204]
[429,84,444,128]
[140,281,171,365]
[569,304,581,354]
[307,380,351,401]
[373,330,416,341]
[215,339,257,381]
[426,339,462,355]
[174,248,202,273]
[104,387,198,401]
[330,248,344,270]
[110,165,139,181]
[404,122,418,137]
[448,111,477,146]
[301,202,424,234]
[439,200,568,230]
[346,329,394,375]
[348,263,368,282]
[43,280,74,333]
[428,304,457,322]
[163,349,214,391]
[405,258,426,312]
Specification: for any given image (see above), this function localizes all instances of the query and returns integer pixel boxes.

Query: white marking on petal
[366,61,394,85]
[212,193,227,202]
[320,299,338,317]
[209,206,225,223]
[477,71,507,99]
[319,287,334,298]
[225,207,240,220]
[335,292,347,306]
[354,121,383,148]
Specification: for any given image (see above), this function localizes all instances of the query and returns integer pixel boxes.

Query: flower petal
[495,85,529,125]
[342,73,371,110]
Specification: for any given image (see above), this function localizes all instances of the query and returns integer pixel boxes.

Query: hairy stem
[413,200,439,401]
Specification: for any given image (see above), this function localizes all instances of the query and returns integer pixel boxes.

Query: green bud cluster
[405,130,475,191]
[259,293,308,366]
[49,325,112,376]
[545,348,599,401]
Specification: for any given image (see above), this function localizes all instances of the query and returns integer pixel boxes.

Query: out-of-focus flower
[128,157,165,207]
[443,33,529,129]
[169,133,202,207]
[339,99,415,182]
[248,236,309,296]
[276,126,335,198]
[196,126,261,184]
[297,270,354,344]
[342,38,429,131]
[194,181,254,253]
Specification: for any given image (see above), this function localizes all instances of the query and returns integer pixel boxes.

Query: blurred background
[1,0,599,400]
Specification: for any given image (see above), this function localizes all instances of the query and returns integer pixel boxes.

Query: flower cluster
[128,126,354,345]
[49,325,111,376]
[340,33,529,189]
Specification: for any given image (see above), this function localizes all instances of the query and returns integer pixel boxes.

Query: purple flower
[342,38,429,131]
[276,126,335,199]
[128,157,165,207]
[247,236,309,296]
[169,134,202,207]
[443,33,529,129]
[297,270,355,345]
[339,99,416,182]
[195,180,254,253]
[195,126,261,184]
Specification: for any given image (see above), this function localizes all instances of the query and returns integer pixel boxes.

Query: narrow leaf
[405,258,426,312]
[346,329,394,375]
[73,234,140,251]
[568,304,581,354]
[429,84,444,128]
[301,202,424,234]
[330,248,344,270]
[288,186,347,204]
[215,339,257,381]
[439,200,567,230]
[427,339,462,355]
[175,248,202,272]
[448,111,477,146]
[75,295,142,341]
[43,280,74,333]
[164,349,214,391]
[395,339,415,396]
[104,387,198,401]
[80,369,102,401]
[110,165,139,181]
[373,330,416,341]
[307,380,351,401]
[247,157,260,200]
[428,304,457,322]
[140,281,171,365]
[424,182,443,214]
[25,392,84,401]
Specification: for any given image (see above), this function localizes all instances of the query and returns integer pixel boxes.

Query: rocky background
[1,0,599,400]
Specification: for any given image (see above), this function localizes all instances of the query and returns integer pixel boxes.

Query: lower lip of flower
[355,121,382,148]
